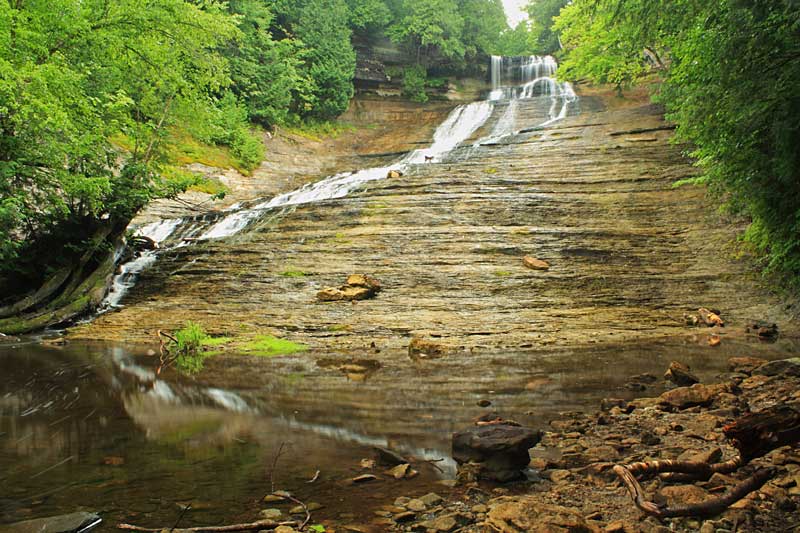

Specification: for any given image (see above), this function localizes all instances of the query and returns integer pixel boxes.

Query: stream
[2,336,797,531]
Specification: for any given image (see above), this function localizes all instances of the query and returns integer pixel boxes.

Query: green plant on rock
[402,65,429,103]
[163,322,233,374]
[240,335,308,357]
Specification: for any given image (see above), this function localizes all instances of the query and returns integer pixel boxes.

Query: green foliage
[495,22,537,56]
[388,0,466,63]
[225,0,304,126]
[402,65,429,102]
[346,0,392,35]
[0,0,238,295]
[527,0,569,54]
[172,321,210,373]
[275,0,356,119]
[241,335,308,357]
[555,0,800,285]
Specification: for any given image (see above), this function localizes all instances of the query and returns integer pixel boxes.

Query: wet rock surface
[61,90,800,532]
[359,358,800,532]
[74,97,797,351]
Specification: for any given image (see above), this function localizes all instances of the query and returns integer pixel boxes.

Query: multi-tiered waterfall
[99,56,578,310]
[480,55,577,144]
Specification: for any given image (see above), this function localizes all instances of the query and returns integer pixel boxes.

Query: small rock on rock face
[408,337,449,359]
[317,274,382,302]
[523,256,550,270]
[452,424,542,482]
[386,169,403,179]
[665,361,700,386]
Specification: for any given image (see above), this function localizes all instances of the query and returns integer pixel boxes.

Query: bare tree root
[614,463,776,519]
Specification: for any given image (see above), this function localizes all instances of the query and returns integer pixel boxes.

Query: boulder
[658,383,729,410]
[346,274,382,292]
[317,286,373,301]
[452,424,541,482]
[698,307,724,327]
[523,256,550,270]
[317,274,382,302]
[386,169,403,179]
[728,356,768,375]
[753,358,800,377]
[4,512,102,533]
[665,361,700,386]
[486,498,600,533]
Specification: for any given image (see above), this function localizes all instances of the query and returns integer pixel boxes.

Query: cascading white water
[200,100,493,240]
[101,55,578,308]
[100,219,183,309]
[478,54,577,144]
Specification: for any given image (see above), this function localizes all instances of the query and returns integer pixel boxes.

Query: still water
[1,336,796,530]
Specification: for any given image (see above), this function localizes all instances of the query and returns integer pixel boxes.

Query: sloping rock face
[76,98,796,350]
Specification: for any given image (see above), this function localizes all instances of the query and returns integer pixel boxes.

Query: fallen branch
[624,456,743,483]
[118,519,283,532]
[281,493,311,531]
[614,464,775,518]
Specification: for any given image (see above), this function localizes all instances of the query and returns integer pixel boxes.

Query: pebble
[419,492,443,506]
[406,498,427,512]
[259,508,282,519]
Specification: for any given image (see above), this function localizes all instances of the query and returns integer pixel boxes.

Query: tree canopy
[554,0,800,284]
[0,0,513,303]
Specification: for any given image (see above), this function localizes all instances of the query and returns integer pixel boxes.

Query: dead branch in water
[118,518,292,532]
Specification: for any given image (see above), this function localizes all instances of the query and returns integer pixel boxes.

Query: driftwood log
[616,404,799,518]
[723,405,800,462]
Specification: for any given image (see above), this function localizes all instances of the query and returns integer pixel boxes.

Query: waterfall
[479,55,577,144]
[99,55,578,310]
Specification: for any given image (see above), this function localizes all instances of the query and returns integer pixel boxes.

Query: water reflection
[0,336,797,529]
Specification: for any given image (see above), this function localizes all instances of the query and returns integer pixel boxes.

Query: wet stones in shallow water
[452,424,541,482]
[753,358,800,377]
[665,361,700,387]
[728,356,768,375]
[374,445,409,466]
[658,383,731,411]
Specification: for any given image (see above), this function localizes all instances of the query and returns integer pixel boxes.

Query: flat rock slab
[452,424,541,482]
[4,512,101,533]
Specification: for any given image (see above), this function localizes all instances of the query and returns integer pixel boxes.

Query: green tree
[495,22,536,56]
[459,0,508,59]
[225,0,304,126]
[526,0,569,54]
[554,0,800,284]
[0,0,237,295]
[273,0,356,119]
[388,0,466,64]
[346,0,392,36]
